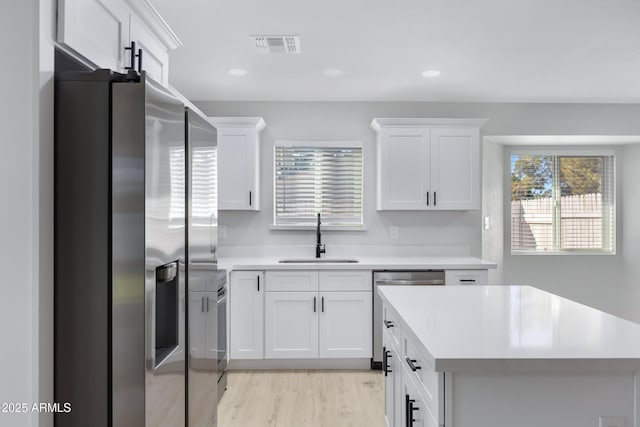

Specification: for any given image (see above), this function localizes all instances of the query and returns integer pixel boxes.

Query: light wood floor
[218,370,385,427]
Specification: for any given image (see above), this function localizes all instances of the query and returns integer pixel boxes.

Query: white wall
[197,100,640,321]
[0,1,54,426]
[482,139,504,284]
[1,1,37,426]
[621,144,640,322]
[501,145,627,320]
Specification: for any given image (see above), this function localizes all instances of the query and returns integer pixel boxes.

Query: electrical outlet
[599,416,626,427]
[483,216,490,231]
[219,225,227,240]
[389,226,399,239]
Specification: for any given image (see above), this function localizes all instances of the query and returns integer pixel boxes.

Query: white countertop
[218,255,497,271]
[378,285,640,373]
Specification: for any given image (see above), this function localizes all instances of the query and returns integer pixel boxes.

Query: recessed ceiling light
[228,68,248,77]
[323,68,343,77]
[421,70,441,78]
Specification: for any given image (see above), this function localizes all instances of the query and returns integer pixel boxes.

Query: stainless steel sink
[278,258,359,264]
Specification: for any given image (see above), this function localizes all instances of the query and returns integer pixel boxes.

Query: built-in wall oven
[216,269,228,400]
[372,270,445,369]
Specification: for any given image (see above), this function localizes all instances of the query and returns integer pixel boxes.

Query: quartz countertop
[218,255,497,271]
[378,285,640,373]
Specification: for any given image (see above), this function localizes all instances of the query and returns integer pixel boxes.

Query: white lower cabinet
[445,269,488,285]
[265,291,319,358]
[319,291,372,358]
[402,367,438,427]
[263,270,372,359]
[383,330,402,427]
[189,292,217,361]
[229,271,264,359]
[384,302,445,427]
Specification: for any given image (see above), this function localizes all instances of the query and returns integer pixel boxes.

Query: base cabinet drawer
[402,365,441,427]
[445,269,488,286]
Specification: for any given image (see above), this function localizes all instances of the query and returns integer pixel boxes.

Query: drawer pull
[405,394,418,426]
[405,357,421,371]
[460,279,476,283]
[383,347,392,376]
[384,320,394,328]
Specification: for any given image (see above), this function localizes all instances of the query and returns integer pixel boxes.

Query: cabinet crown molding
[208,117,266,132]
[124,0,182,50]
[370,118,488,131]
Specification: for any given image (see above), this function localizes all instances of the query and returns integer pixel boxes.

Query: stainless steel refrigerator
[185,107,219,427]
[55,69,187,427]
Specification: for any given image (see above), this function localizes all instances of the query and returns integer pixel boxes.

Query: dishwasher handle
[375,279,444,286]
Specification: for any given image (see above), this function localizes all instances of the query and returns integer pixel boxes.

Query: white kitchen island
[378,285,640,427]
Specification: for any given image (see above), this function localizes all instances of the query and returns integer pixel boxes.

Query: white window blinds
[274,144,363,226]
[510,153,615,253]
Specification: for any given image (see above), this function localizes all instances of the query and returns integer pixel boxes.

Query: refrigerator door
[113,74,187,427]
[186,108,219,427]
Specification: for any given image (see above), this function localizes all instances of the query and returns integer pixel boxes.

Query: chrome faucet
[315,213,326,258]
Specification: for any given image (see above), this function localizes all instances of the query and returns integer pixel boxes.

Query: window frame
[507,147,617,255]
[272,140,365,230]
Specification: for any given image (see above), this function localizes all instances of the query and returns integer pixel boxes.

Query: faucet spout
[315,213,326,258]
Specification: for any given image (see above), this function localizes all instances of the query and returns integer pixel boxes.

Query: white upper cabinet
[57,0,130,71]
[430,127,479,210]
[57,0,181,86]
[372,118,487,211]
[209,118,266,211]
[377,127,431,210]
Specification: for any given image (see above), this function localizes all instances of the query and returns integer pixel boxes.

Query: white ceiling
[150,0,640,102]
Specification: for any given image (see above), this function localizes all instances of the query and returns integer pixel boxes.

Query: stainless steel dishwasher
[372,270,445,369]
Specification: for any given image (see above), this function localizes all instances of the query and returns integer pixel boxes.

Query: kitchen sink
[278,258,359,264]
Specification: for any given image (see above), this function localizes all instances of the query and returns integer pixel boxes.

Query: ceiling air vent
[252,35,301,54]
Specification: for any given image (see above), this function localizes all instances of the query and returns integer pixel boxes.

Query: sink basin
[278,258,359,264]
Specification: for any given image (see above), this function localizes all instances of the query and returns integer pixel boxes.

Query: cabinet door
[229,271,264,359]
[445,269,488,286]
[402,368,439,427]
[218,127,259,210]
[265,292,319,358]
[129,14,170,85]
[319,270,371,292]
[189,293,207,359]
[57,0,129,70]
[377,127,430,210]
[430,127,479,210]
[383,331,402,427]
[318,291,372,358]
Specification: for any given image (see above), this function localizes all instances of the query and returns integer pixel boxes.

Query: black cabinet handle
[206,296,209,312]
[249,191,252,206]
[137,48,142,72]
[434,191,437,206]
[460,279,476,283]
[125,41,142,72]
[405,357,421,371]
[405,394,417,427]
[426,191,429,206]
[383,347,392,376]
[383,320,394,328]
[321,296,324,312]
[257,275,260,292]
[313,296,317,313]
[125,41,136,70]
